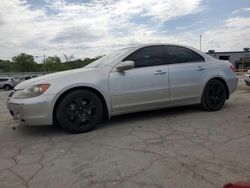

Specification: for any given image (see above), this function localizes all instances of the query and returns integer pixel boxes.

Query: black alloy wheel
[56,90,103,133]
[201,80,227,111]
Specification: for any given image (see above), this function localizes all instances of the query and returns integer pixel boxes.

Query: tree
[0,54,104,73]
[0,60,14,72]
[63,54,74,62]
[64,56,103,69]
[43,56,64,71]
[12,53,37,72]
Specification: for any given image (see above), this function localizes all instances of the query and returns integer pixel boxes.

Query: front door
[109,46,170,114]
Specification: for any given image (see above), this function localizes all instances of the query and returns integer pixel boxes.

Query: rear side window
[123,46,165,68]
[0,79,8,82]
[164,46,205,64]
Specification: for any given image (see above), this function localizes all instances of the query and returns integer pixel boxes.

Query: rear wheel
[201,80,226,111]
[56,90,103,133]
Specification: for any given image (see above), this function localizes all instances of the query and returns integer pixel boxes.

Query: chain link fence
[0,72,55,78]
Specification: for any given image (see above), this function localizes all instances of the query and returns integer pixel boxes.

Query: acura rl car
[7,44,238,133]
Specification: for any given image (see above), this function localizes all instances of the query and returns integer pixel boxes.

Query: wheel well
[207,78,230,99]
[53,87,109,124]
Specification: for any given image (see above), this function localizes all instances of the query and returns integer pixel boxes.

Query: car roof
[129,43,194,49]
[127,43,204,53]
[0,77,12,79]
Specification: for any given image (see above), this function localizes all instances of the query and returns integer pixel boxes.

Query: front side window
[164,46,205,64]
[123,46,165,68]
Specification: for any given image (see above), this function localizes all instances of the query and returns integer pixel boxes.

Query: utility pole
[199,34,202,51]
[43,54,46,63]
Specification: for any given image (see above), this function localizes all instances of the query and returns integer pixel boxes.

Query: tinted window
[0,79,8,82]
[164,46,205,64]
[123,46,165,68]
[219,56,230,60]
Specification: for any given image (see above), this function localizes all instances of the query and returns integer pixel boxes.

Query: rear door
[164,45,208,104]
[109,46,170,113]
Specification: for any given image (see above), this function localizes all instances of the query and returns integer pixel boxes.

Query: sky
[0,0,250,62]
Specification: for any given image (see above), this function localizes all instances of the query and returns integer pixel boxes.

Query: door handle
[155,70,167,75]
[196,66,206,71]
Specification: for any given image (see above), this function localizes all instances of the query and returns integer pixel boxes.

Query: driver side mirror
[116,61,135,72]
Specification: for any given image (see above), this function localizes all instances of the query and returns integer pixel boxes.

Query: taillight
[230,65,235,72]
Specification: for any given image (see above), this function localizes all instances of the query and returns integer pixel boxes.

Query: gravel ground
[0,76,249,188]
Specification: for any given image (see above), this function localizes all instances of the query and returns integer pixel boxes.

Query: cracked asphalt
[0,76,250,188]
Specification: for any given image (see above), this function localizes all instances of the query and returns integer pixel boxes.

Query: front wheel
[201,80,227,111]
[4,85,11,90]
[56,90,103,133]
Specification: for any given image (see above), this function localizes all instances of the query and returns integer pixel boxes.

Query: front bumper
[7,92,55,126]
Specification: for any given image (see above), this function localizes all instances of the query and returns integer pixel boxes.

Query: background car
[244,70,250,85]
[7,44,238,133]
[0,77,16,90]
[18,75,37,82]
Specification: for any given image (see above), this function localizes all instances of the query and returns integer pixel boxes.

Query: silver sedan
[7,44,238,133]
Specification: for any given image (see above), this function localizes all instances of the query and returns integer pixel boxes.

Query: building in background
[207,48,250,71]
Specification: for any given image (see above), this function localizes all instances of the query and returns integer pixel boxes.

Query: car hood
[15,68,96,90]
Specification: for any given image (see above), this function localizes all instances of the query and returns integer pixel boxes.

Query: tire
[56,90,103,133]
[4,85,11,90]
[201,79,227,111]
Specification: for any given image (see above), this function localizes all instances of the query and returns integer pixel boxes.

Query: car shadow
[99,105,202,130]
[14,124,67,137]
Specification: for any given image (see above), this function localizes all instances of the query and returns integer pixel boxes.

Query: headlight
[14,84,50,99]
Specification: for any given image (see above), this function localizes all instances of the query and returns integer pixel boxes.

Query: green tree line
[0,53,102,72]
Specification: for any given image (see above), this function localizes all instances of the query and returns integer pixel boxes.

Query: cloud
[0,0,249,61]
[225,16,250,28]
[243,8,250,12]
[232,10,240,14]
[203,16,250,51]
[232,7,250,15]
[0,0,203,59]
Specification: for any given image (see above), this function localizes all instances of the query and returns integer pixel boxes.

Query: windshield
[85,47,135,68]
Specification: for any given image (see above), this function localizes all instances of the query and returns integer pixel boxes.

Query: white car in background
[0,77,16,90]
[245,70,250,85]
[7,44,238,133]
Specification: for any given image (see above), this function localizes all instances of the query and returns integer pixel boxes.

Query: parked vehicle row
[0,75,37,90]
[7,44,238,133]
